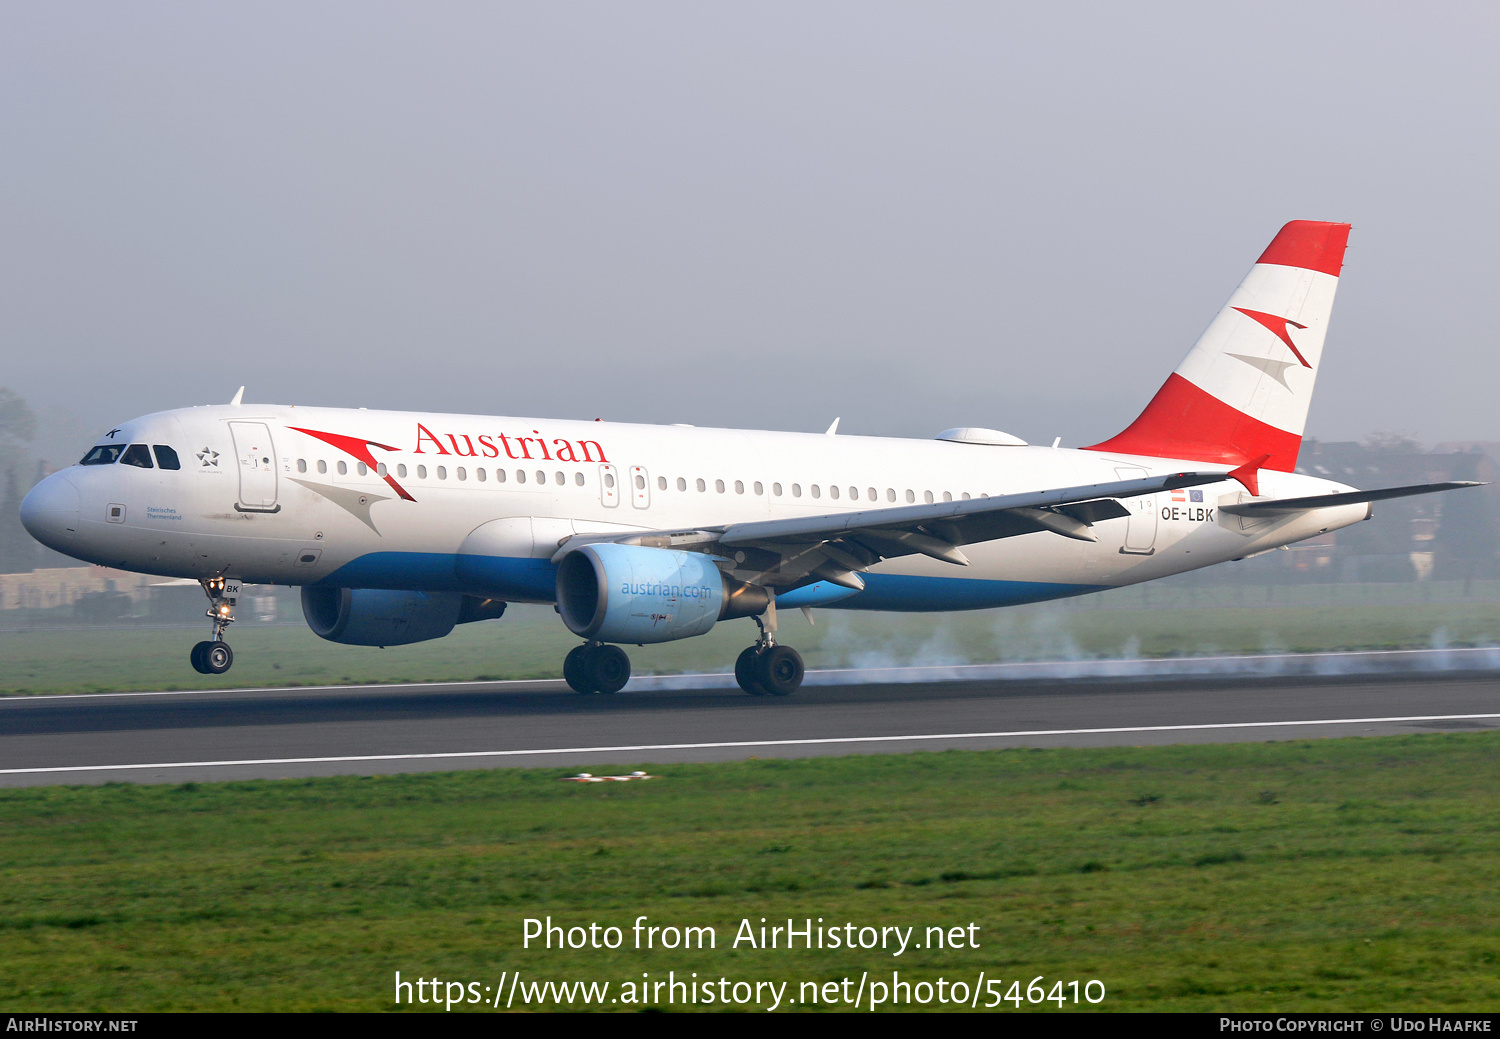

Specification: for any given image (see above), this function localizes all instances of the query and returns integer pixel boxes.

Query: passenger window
[657,476,667,490]
[906,490,915,503]
[296,458,307,473]
[868,487,877,501]
[518,470,527,484]
[886,489,895,502]
[696,478,706,492]
[792,484,801,497]
[153,446,182,470]
[943,491,953,502]
[457,467,467,481]
[556,471,565,485]
[377,463,387,477]
[773,483,783,496]
[811,485,821,499]
[120,444,154,468]
[496,469,507,482]
[715,479,725,493]
[318,460,328,474]
[924,491,934,503]
[574,472,584,486]
[961,492,970,500]
[418,465,428,479]
[754,481,763,495]
[635,474,646,490]
[677,477,687,491]
[536,471,546,484]
[357,462,368,475]
[437,466,448,480]
[79,444,126,465]
[849,487,858,500]
[337,461,348,475]
[734,480,744,494]
[476,468,486,482]
[829,485,838,499]
[397,464,408,478]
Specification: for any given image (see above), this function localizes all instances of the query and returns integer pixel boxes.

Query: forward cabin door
[1114,465,1157,555]
[229,421,280,512]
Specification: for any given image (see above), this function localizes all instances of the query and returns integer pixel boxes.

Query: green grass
[4,581,1500,696]
[2,734,1499,1011]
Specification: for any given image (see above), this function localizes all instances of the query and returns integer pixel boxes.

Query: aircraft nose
[19,472,80,549]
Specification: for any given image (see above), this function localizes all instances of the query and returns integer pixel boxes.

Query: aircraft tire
[756,645,803,696]
[204,641,234,675]
[735,647,768,696]
[588,644,631,694]
[563,645,596,693]
[190,641,213,675]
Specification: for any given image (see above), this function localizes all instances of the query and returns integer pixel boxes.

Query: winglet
[229,386,245,407]
[825,417,840,435]
[1229,454,1272,496]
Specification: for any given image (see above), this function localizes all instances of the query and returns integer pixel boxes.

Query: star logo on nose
[197,448,220,467]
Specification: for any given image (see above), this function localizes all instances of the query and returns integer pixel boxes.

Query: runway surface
[2,663,1498,786]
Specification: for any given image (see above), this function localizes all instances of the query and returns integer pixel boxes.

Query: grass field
[2,733,1498,1012]
[3,580,1500,696]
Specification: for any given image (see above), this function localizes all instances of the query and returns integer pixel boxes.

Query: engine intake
[556,543,769,644]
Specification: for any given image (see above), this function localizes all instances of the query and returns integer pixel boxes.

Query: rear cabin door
[1114,465,1157,555]
[229,421,280,512]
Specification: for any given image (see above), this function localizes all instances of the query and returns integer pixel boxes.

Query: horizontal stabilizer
[1219,481,1483,515]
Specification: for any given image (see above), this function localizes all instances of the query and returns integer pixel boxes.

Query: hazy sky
[2,2,1496,457]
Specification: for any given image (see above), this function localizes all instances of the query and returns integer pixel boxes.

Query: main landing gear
[190,576,239,675]
[734,608,804,697]
[564,641,632,694]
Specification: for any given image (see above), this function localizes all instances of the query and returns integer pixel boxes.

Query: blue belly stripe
[319,551,1105,612]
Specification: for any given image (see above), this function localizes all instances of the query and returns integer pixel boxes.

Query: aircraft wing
[553,470,1229,590]
[1218,481,1483,515]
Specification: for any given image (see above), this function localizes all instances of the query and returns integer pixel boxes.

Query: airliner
[19,221,1473,695]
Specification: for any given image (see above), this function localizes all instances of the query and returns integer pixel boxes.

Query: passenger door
[229,421,279,512]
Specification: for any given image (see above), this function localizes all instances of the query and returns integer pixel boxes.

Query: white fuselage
[21,404,1367,613]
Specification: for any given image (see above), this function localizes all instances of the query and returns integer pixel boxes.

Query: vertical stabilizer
[1085,220,1351,471]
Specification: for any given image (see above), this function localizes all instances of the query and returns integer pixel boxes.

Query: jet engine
[301,587,506,647]
[555,543,769,644]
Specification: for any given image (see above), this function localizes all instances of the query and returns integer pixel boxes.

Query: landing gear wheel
[190,641,213,675]
[587,644,631,694]
[203,641,234,675]
[735,646,768,696]
[756,645,804,696]
[563,645,596,694]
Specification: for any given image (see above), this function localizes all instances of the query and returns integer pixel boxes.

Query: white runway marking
[3,712,1497,776]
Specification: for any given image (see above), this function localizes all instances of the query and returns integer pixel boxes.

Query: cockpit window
[153,445,181,470]
[79,444,126,466]
[120,443,154,468]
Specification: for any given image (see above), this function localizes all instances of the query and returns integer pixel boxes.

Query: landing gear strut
[191,576,239,675]
[563,642,632,694]
[734,602,804,697]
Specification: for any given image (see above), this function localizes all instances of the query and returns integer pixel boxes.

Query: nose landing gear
[563,642,632,694]
[191,577,239,675]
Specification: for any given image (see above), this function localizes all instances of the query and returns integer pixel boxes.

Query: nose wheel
[563,642,632,694]
[191,577,239,675]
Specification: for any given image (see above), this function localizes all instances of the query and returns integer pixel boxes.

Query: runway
[2,662,1498,787]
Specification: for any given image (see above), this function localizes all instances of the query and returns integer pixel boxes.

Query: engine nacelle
[301,587,506,646]
[555,543,769,644]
